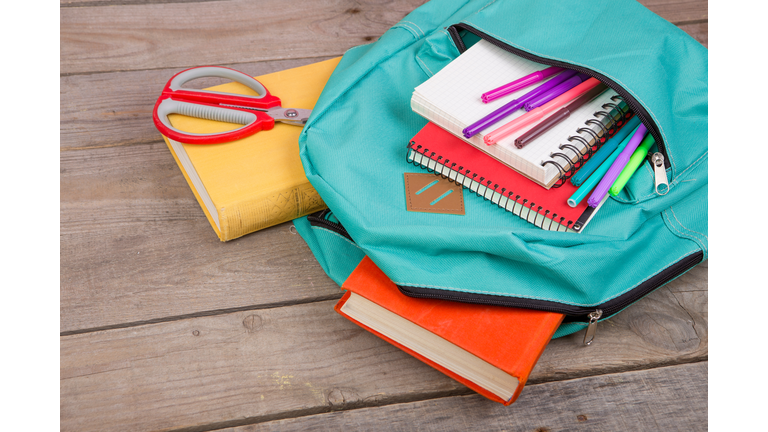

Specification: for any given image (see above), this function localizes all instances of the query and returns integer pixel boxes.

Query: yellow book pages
[162,58,340,241]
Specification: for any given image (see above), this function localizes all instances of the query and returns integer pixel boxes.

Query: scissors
[153,66,312,144]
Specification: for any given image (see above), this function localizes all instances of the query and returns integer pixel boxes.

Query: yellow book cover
[162,58,340,241]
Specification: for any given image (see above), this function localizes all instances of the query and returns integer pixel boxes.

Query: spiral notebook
[407,122,614,232]
[411,39,624,189]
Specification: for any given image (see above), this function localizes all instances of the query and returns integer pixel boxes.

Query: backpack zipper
[652,152,670,195]
[583,310,603,346]
[447,23,671,170]
[397,250,702,324]
[307,211,703,344]
[307,209,354,242]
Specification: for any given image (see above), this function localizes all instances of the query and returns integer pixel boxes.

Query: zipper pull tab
[652,152,669,195]
[583,309,603,346]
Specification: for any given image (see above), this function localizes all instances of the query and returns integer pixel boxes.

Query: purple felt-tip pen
[587,124,648,208]
[481,66,564,103]
[523,73,591,111]
[462,70,578,138]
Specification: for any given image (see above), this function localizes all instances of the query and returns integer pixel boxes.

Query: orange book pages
[338,256,564,405]
[335,291,510,404]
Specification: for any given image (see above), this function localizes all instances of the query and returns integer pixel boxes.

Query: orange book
[335,257,564,405]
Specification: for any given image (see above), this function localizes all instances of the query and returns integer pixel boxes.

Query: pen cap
[571,116,642,187]
[587,124,648,207]
[609,134,656,196]
[567,128,639,207]
[481,66,564,103]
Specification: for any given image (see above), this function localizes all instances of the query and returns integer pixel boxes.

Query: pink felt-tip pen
[484,77,602,145]
[482,66,564,103]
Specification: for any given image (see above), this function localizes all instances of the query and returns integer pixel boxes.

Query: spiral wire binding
[542,95,631,188]
[406,141,574,232]
[405,97,632,231]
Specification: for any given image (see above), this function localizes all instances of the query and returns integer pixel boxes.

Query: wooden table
[61,1,708,430]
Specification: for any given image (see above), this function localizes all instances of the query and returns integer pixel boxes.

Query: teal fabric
[293,216,366,287]
[296,0,707,335]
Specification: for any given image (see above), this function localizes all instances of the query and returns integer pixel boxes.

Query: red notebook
[407,122,606,232]
[335,256,564,405]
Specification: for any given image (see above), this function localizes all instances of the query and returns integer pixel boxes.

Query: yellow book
[162,58,340,241]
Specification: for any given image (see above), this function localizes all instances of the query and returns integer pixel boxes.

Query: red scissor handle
[152,66,282,145]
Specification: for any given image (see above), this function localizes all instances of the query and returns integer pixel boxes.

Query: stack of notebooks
[409,40,633,232]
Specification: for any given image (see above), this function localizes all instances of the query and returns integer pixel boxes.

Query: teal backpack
[293,0,708,339]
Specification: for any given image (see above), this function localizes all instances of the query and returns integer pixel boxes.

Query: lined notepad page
[412,40,617,187]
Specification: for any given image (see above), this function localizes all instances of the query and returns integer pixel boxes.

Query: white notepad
[412,39,619,188]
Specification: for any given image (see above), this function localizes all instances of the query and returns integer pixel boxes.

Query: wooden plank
[61,57,336,150]
[60,266,707,432]
[60,17,707,151]
[60,142,340,333]
[62,0,228,6]
[534,263,707,378]
[60,0,706,75]
[60,0,429,75]
[59,136,709,334]
[224,362,708,432]
[678,21,708,48]
[61,0,709,19]
[62,0,709,26]
[638,0,707,24]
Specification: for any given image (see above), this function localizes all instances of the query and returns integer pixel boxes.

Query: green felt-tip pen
[566,125,639,207]
[608,134,656,196]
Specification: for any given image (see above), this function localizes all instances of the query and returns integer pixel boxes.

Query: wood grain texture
[59,133,709,338]
[60,264,706,432]
[60,0,709,430]
[637,0,707,24]
[60,0,706,75]
[224,362,708,432]
[61,57,335,150]
[60,142,340,333]
[61,0,709,18]
[532,263,707,380]
[62,0,229,6]
[60,0,429,75]
[678,21,708,48]
[60,12,708,152]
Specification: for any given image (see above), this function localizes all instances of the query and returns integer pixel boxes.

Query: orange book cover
[335,256,564,405]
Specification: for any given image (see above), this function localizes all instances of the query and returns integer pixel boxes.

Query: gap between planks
[155,387,476,432]
[60,293,344,336]
[60,22,706,151]
[59,55,337,78]
[58,19,707,79]
[157,361,711,432]
[60,290,706,432]
[60,56,338,150]
[62,0,230,8]
[60,0,427,75]
[60,0,706,75]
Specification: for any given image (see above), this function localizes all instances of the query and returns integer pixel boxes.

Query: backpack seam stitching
[393,248,700,307]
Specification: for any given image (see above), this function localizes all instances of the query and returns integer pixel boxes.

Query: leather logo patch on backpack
[404,173,464,215]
